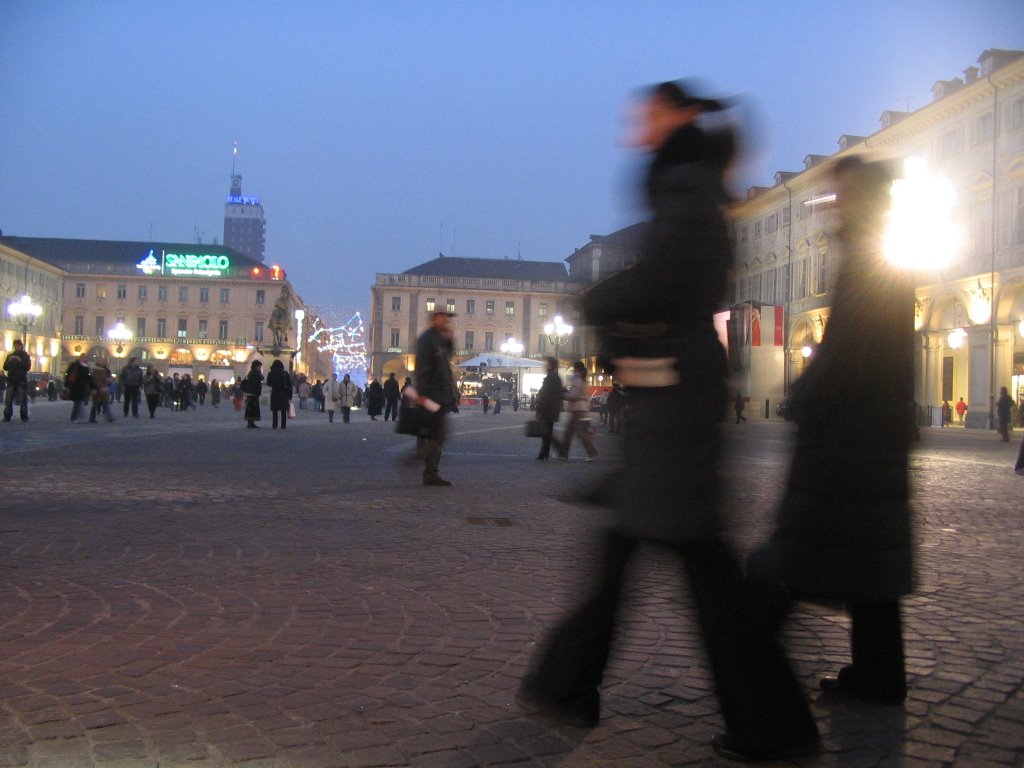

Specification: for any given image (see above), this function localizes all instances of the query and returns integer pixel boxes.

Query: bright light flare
[884,157,961,269]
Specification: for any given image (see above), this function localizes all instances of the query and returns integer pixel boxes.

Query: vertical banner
[774,305,785,346]
[751,305,762,347]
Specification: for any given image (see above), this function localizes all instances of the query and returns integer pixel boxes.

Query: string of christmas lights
[308,310,368,388]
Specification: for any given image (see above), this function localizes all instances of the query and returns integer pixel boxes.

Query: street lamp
[107,321,133,357]
[7,294,42,342]
[543,314,573,364]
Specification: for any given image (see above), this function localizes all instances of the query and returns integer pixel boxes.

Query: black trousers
[527,529,817,753]
[384,398,399,421]
[145,393,160,417]
[122,386,141,416]
[537,420,557,458]
[747,567,907,701]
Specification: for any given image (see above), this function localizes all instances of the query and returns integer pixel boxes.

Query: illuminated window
[505,301,515,317]
[158,286,168,301]
[117,284,127,300]
[157,318,166,338]
[199,287,209,303]
[96,285,107,299]
[538,303,548,317]
[177,319,187,338]
[465,331,474,350]
[391,296,401,312]
[256,289,265,305]
[74,315,84,335]
[218,320,228,340]
[485,300,494,315]
[446,299,456,314]
[254,321,264,342]
[179,287,188,302]
[136,317,146,337]
[425,298,436,312]
[220,288,229,303]
[138,285,147,301]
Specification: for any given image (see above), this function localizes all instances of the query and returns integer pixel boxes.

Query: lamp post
[107,321,133,358]
[500,337,524,401]
[7,294,42,343]
[543,314,573,365]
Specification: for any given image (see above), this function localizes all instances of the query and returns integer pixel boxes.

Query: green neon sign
[163,252,231,277]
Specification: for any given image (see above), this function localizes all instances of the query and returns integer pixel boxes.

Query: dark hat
[431,310,456,318]
[652,80,729,112]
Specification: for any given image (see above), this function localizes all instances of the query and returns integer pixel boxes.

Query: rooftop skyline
[2,1,1022,311]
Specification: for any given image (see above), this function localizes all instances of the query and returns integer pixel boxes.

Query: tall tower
[223,143,266,262]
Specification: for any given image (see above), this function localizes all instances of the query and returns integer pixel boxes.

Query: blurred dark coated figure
[749,157,916,706]
[519,80,819,762]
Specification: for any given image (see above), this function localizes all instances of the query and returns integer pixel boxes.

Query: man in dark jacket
[533,357,563,460]
[414,311,456,486]
[382,372,401,421]
[118,357,144,418]
[2,339,31,422]
[750,157,916,707]
[519,81,818,762]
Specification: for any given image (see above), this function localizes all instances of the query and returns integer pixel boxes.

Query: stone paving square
[0,399,1022,766]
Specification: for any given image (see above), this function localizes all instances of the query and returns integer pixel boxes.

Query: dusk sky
[3,1,1022,313]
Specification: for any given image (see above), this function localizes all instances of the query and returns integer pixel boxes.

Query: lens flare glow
[884,157,961,269]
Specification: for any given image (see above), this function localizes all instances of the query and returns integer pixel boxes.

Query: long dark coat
[534,372,563,423]
[582,122,733,543]
[266,365,292,412]
[366,381,384,416]
[758,172,915,601]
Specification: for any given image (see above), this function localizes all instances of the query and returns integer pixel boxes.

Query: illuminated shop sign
[226,195,261,205]
[135,250,233,278]
[165,253,231,276]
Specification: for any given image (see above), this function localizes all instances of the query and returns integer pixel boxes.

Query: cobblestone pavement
[0,399,1021,767]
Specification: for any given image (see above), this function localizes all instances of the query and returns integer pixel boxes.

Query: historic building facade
[223,173,266,263]
[369,256,585,381]
[0,236,305,382]
[729,48,1024,427]
[0,241,65,378]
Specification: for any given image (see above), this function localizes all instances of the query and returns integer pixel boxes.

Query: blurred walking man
[414,311,457,486]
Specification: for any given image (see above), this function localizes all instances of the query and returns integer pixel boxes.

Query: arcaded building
[0,236,304,382]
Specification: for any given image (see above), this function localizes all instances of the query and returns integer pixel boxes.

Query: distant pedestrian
[89,359,116,423]
[338,374,357,423]
[996,386,1013,442]
[533,357,563,460]
[210,379,221,408]
[2,339,31,422]
[606,384,625,434]
[46,379,57,401]
[243,360,264,428]
[323,374,341,423]
[383,372,401,421]
[366,378,384,420]
[231,380,244,411]
[143,366,162,418]
[734,392,747,423]
[493,394,501,415]
[65,354,92,423]
[298,378,311,410]
[266,359,293,429]
[941,399,952,427]
[179,374,196,411]
[196,377,208,405]
[414,311,457,486]
[118,357,144,418]
[481,393,490,414]
[955,396,967,424]
[556,361,597,461]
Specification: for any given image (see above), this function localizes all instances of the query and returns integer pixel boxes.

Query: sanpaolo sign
[136,250,232,277]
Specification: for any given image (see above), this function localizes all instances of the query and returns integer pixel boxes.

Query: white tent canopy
[457,354,545,371]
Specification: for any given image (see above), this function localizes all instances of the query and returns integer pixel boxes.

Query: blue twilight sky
[2,1,1022,313]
